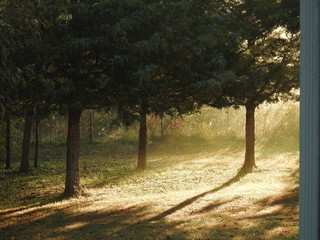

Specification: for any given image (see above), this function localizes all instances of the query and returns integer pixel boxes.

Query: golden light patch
[256,205,282,216]
[62,221,87,230]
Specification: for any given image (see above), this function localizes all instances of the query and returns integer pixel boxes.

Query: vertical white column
[300,0,320,239]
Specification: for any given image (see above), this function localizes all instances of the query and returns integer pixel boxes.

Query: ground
[0,136,299,240]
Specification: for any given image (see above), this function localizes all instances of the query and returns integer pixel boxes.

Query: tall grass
[182,101,299,141]
[0,101,299,164]
[109,101,299,147]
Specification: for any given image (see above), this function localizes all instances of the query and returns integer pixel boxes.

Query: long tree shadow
[0,174,298,240]
[208,186,299,240]
[0,204,188,240]
[146,169,246,222]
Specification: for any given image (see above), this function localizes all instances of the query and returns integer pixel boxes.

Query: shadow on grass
[256,186,299,210]
[0,166,65,210]
[0,191,66,217]
[187,186,299,240]
[0,194,67,221]
[0,204,185,240]
[0,170,244,240]
[0,182,299,240]
[0,133,298,213]
[0,135,299,239]
[146,169,246,223]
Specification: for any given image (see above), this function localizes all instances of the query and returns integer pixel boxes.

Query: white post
[300,0,320,239]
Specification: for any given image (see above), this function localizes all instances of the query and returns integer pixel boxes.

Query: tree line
[0,0,299,196]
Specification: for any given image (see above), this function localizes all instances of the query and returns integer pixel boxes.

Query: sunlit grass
[0,141,298,239]
[0,102,299,240]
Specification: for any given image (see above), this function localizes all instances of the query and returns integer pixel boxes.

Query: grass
[0,134,299,240]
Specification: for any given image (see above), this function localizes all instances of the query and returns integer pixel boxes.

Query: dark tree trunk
[20,109,33,173]
[34,117,40,168]
[38,119,41,142]
[240,104,257,174]
[137,106,147,170]
[89,111,92,143]
[32,119,35,143]
[64,109,82,196]
[5,111,11,169]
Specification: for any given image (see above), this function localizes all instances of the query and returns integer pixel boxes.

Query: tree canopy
[202,0,299,173]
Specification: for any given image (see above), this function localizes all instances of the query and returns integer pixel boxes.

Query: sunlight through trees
[0,0,300,239]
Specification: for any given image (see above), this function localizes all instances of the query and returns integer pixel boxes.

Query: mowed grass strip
[0,136,298,240]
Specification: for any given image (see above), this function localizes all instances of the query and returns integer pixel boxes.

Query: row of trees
[0,0,299,196]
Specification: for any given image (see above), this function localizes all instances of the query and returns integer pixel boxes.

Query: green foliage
[105,0,224,125]
[279,0,300,33]
[0,13,18,114]
[41,1,109,111]
[207,0,300,109]
[0,0,59,122]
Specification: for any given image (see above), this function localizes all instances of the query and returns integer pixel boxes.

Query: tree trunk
[20,108,33,173]
[34,117,40,168]
[39,119,41,142]
[137,106,147,170]
[89,111,92,143]
[64,109,82,196]
[5,111,11,169]
[241,104,257,174]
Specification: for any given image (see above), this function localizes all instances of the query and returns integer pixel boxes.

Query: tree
[20,108,33,173]
[1,0,70,171]
[208,0,299,174]
[110,0,220,170]
[33,112,40,168]
[1,1,44,173]
[99,0,167,169]
[43,0,114,196]
[12,26,54,173]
